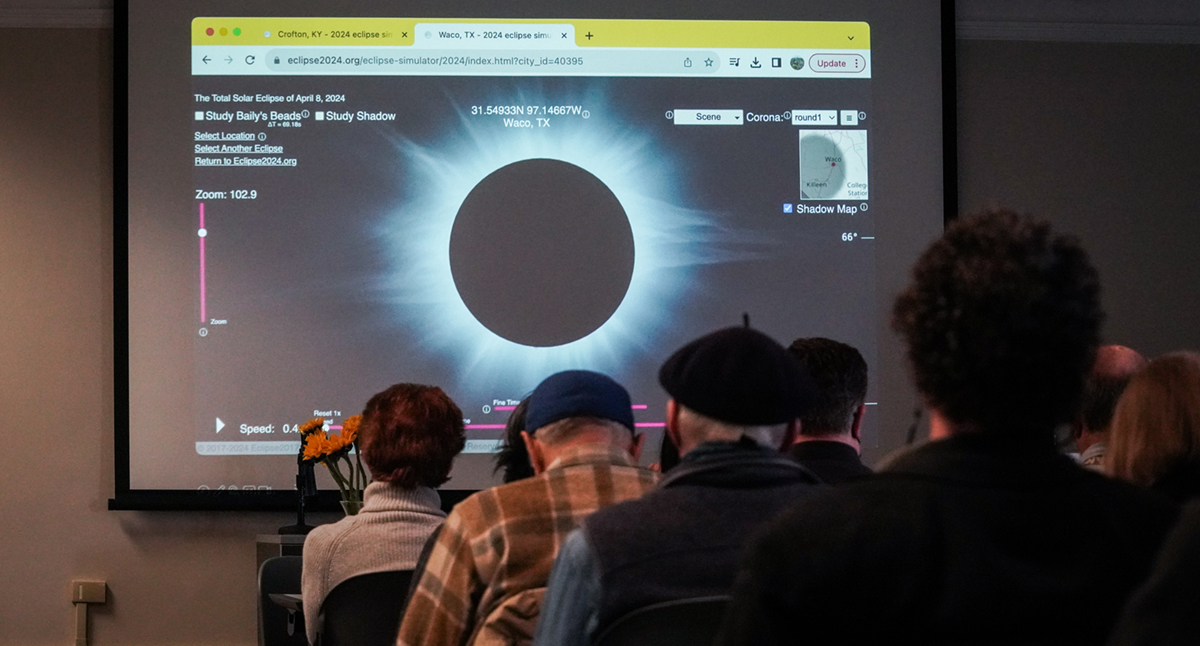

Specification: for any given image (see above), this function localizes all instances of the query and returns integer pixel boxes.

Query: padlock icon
[273,56,280,64]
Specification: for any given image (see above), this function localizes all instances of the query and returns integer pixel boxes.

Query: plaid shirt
[396,443,658,646]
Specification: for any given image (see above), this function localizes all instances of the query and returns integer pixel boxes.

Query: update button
[810,53,867,73]
[673,109,744,126]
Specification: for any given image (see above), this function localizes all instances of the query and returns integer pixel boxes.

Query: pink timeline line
[493,404,647,413]
[468,422,663,430]
[199,202,207,323]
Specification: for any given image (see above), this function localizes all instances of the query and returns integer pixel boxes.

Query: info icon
[790,57,805,71]
[783,203,794,214]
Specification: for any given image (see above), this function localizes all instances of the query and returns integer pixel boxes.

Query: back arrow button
[201,55,210,64]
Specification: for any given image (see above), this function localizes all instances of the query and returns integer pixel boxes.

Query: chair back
[319,570,415,646]
[258,556,307,646]
[594,596,731,646]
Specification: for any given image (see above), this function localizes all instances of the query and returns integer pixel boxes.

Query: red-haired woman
[302,383,466,641]
[1107,352,1200,502]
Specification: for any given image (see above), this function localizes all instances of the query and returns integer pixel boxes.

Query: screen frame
[110,0,958,512]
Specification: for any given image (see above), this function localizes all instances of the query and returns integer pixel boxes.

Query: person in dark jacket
[534,326,821,646]
[720,210,1179,646]
[786,337,873,483]
[1108,499,1200,646]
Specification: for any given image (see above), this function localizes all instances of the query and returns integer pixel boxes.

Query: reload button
[810,54,866,73]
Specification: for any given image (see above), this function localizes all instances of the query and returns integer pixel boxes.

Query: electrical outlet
[71,581,106,604]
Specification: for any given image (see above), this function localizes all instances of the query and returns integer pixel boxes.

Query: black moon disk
[449,159,635,347]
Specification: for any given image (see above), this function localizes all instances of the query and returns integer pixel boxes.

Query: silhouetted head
[787,337,868,439]
[892,210,1103,439]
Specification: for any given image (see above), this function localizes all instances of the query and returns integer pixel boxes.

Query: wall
[956,39,1200,356]
[0,28,318,645]
[3,26,1199,646]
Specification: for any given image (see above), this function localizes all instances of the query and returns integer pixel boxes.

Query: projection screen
[114,0,952,510]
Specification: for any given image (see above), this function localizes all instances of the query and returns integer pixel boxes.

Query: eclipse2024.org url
[285,55,584,68]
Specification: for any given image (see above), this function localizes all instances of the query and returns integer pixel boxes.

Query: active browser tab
[413,23,575,48]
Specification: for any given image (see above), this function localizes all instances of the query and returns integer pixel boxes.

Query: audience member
[534,327,820,646]
[301,383,465,642]
[786,336,872,483]
[493,397,534,483]
[1106,352,1200,502]
[1107,499,1200,646]
[396,370,657,646]
[653,428,681,474]
[719,210,1180,645]
[1074,345,1147,470]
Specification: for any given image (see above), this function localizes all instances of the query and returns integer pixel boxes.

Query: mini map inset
[799,130,869,200]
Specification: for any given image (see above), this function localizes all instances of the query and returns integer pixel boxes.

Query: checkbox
[315,111,324,120]
[194,111,205,120]
[783,203,794,214]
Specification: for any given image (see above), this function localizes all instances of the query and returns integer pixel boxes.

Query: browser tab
[413,23,576,49]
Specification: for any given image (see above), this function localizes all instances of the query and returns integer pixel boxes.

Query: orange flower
[326,429,354,454]
[340,415,362,445]
[302,431,330,461]
[302,426,356,463]
[298,417,324,438]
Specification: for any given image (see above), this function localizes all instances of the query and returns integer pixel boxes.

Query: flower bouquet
[298,415,368,515]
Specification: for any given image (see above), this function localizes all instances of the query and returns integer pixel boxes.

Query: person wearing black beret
[534,326,823,646]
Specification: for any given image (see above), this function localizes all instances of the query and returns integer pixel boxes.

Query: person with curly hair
[719,210,1179,646]
[301,383,466,642]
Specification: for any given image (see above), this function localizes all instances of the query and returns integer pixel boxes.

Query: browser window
[186,18,874,489]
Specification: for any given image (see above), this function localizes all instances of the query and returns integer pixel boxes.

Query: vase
[340,499,363,516]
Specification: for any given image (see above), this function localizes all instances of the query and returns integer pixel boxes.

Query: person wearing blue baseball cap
[397,370,657,646]
[535,326,824,646]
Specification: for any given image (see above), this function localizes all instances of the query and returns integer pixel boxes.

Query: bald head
[1077,345,1147,440]
[1093,345,1148,380]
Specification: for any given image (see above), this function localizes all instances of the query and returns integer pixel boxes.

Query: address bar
[260,47,721,75]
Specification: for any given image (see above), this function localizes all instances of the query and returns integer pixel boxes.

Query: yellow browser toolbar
[191,18,870,49]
